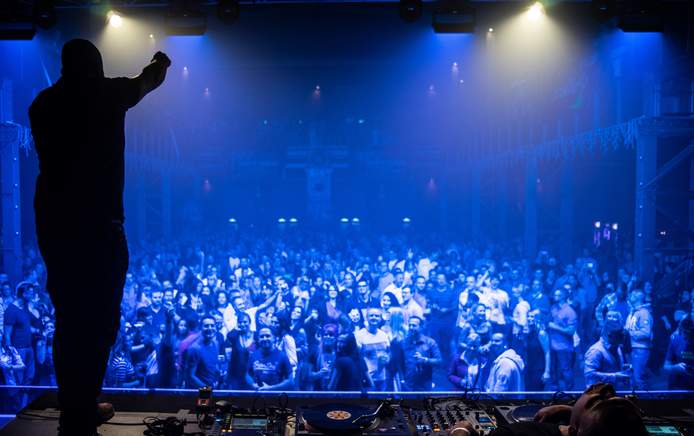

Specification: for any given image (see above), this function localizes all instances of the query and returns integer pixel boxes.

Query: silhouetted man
[29,39,170,436]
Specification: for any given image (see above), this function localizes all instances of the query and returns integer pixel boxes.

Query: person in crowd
[3,284,36,386]
[322,285,343,324]
[379,291,400,318]
[427,273,457,361]
[107,335,139,388]
[548,288,577,391]
[346,308,364,333]
[328,333,366,391]
[663,317,694,390]
[384,308,407,390]
[448,332,485,391]
[485,332,525,392]
[268,314,297,371]
[584,315,631,389]
[309,324,337,391]
[400,286,423,326]
[527,279,550,317]
[355,308,391,391]
[401,316,441,391]
[480,277,510,329]
[0,338,25,385]
[352,280,375,321]
[226,312,255,389]
[147,290,167,333]
[625,289,652,389]
[518,310,551,391]
[460,303,493,347]
[246,327,293,391]
[185,316,220,388]
[595,283,629,330]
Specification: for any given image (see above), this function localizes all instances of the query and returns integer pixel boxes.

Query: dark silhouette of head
[61,39,104,79]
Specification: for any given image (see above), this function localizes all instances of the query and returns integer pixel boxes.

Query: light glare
[107,11,123,28]
[527,2,545,21]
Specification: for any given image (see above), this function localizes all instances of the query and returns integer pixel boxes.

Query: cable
[143,416,204,436]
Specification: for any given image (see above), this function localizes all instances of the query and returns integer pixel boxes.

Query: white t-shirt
[355,328,390,382]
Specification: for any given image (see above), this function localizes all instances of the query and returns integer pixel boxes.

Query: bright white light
[527,2,545,21]
[228,218,237,223]
[340,218,349,223]
[351,217,360,224]
[402,217,412,223]
[149,33,154,39]
[278,218,286,224]
[289,217,298,223]
[594,221,601,229]
[488,27,494,32]
[107,11,123,28]
[612,223,618,231]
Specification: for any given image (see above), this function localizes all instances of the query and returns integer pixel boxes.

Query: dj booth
[2,389,693,436]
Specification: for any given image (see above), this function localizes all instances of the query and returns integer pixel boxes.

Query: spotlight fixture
[166,0,207,35]
[618,1,663,32]
[399,0,423,23]
[217,0,239,24]
[107,10,123,28]
[591,0,616,23]
[33,0,56,29]
[432,0,476,33]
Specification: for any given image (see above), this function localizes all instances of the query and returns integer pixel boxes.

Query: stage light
[166,1,207,36]
[527,2,545,21]
[340,218,349,223]
[107,11,123,28]
[488,27,493,32]
[149,33,154,39]
[594,221,601,229]
[618,2,663,32]
[289,218,298,223]
[34,0,57,30]
[432,0,476,33]
[402,217,412,223]
[399,0,423,23]
[351,217,360,226]
[612,223,618,231]
[591,0,616,23]
[278,218,287,224]
[217,0,240,24]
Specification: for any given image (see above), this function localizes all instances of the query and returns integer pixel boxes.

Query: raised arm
[135,51,171,101]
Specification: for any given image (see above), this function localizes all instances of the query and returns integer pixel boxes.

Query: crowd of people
[1,232,693,393]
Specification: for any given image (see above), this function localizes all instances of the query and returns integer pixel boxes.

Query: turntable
[295,402,413,436]
[494,404,545,425]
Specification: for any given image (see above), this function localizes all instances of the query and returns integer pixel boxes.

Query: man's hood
[494,348,525,371]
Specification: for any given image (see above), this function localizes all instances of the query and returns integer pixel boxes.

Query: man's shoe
[96,402,115,426]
